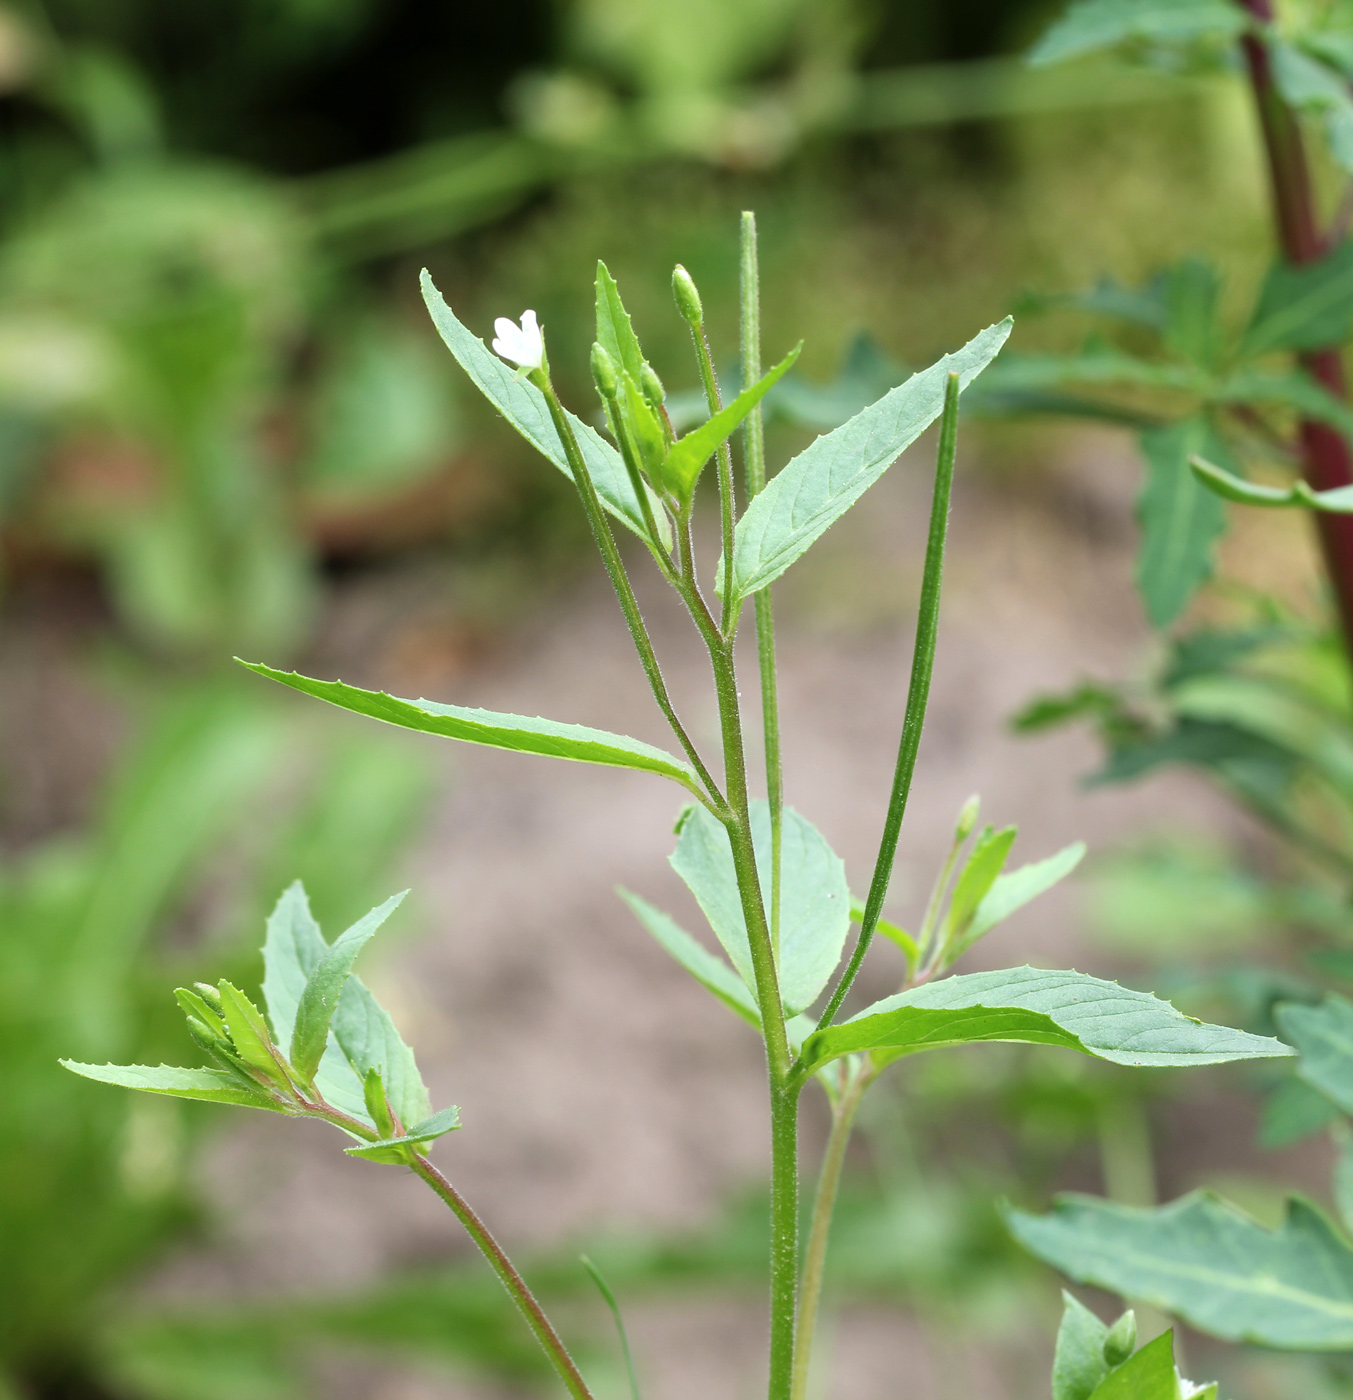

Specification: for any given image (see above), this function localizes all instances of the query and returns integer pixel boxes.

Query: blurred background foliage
[2,0,1342,1397]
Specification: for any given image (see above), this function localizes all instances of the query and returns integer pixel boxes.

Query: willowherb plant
[65,215,1289,1400]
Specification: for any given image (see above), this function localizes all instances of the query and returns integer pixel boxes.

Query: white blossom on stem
[492,310,544,371]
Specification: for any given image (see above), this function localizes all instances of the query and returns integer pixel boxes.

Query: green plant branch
[536,375,727,813]
[598,381,678,584]
[806,373,961,1050]
[688,320,741,639]
[790,1059,874,1400]
[412,1156,597,1400]
[741,210,785,959]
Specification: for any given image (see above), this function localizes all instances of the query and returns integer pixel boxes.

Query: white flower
[492,310,544,371]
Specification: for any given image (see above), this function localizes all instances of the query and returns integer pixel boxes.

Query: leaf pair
[1051,1293,1214,1400]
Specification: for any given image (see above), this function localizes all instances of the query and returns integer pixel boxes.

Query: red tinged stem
[1238,3,1353,652]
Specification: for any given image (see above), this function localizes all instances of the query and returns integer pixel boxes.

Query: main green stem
[740,210,784,957]
[790,1062,873,1400]
[411,1156,596,1400]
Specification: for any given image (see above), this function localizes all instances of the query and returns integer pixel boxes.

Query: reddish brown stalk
[1238,1,1353,652]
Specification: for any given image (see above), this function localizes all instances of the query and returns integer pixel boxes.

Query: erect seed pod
[953,794,980,843]
[639,362,665,408]
[590,341,618,398]
[1103,1310,1137,1368]
[672,264,703,329]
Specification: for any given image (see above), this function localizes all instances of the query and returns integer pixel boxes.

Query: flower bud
[590,342,619,398]
[639,362,665,408]
[954,794,980,843]
[672,264,703,329]
[193,982,225,1015]
[1103,1310,1137,1368]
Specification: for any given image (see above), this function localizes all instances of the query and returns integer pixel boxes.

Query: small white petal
[491,310,544,370]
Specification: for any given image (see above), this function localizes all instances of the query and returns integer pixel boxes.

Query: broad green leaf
[345,1105,462,1163]
[620,889,761,1027]
[595,262,646,386]
[291,891,407,1082]
[1276,995,1353,1114]
[420,270,668,545]
[1244,240,1353,356]
[261,881,428,1128]
[660,343,801,499]
[1053,1292,1110,1400]
[798,965,1292,1075]
[670,801,850,1016]
[943,825,1016,947]
[217,981,285,1082]
[1028,0,1244,66]
[1006,1191,1353,1349]
[61,1061,283,1110]
[961,842,1086,950]
[1086,1333,1177,1400]
[723,319,1011,603]
[1136,416,1229,628]
[1189,455,1299,507]
[240,662,704,797]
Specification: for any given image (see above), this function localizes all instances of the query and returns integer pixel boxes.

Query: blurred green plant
[0,679,432,1397]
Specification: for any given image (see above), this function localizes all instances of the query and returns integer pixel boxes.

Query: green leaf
[60,1061,283,1110]
[1244,239,1353,356]
[240,662,704,798]
[1271,41,1353,176]
[420,270,668,546]
[849,897,917,965]
[1276,995,1353,1114]
[722,319,1011,603]
[961,842,1086,951]
[261,882,429,1129]
[1028,0,1244,66]
[1136,416,1229,628]
[1189,455,1299,507]
[1086,1333,1177,1400]
[669,801,850,1016]
[345,1106,462,1163]
[1006,1191,1353,1349]
[595,262,646,387]
[943,825,1017,947]
[619,889,761,1028]
[1053,1291,1110,1400]
[659,343,801,499]
[1164,257,1221,368]
[798,965,1293,1076]
[1218,366,1353,439]
[217,981,286,1083]
[290,891,407,1083]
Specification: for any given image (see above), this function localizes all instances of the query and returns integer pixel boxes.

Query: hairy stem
[741,210,784,957]
[791,1062,873,1400]
[1238,1,1353,658]
[411,1157,596,1400]
[689,323,740,637]
[537,376,726,810]
[809,374,961,1045]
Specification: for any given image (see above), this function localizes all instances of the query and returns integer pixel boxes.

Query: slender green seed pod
[672,264,703,328]
[590,342,619,398]
[1103,1311,1137,1368]
[639,362,665,408]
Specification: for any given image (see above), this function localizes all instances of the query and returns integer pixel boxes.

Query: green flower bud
[639,362,665,408]
[672,264,703,329]
[590,342,619,398]
[954,794,980,843]
[1103,1310,1137,1368]
[193,982,225,1015]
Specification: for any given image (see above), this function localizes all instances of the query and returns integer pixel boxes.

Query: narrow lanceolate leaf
[961,842,1086,951]
[1006,1192,1353,1350]
[595,262,646,386]
[345,1106,462,1163]
[1052,1292,1109,1400]
[670,801,850,1016]
[1218,367,1353,440]
[290,891,407,1083]
[262,882,429,1128]
[619,889,761,1028]
[943,825,1016,946]
[217,982,286,1083]
[1136,416,1229,628]
[722,319,1011,603]
[660,343,801,499]
[420,270,668,545]
[798,965,1292,1075]
[61,1061,283,1110]
[1276,995,1353,1114]
[1028,0,1245,67]
[241,662,703,797]
[1244,239,1353,356]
